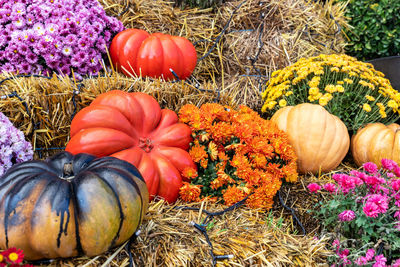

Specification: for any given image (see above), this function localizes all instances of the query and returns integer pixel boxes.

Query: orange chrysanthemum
[178,103,298,209]
[178,104,198,124]
[179,182,201,202]
[223,186,247,206]
[218,151,229,161]
[208,141,218,161]
[200,158,208,169]
[182,167,198,180]
[189,142,208,163]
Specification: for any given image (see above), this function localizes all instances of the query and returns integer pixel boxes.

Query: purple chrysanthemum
[0,112,33,177]
[0,0,125,77]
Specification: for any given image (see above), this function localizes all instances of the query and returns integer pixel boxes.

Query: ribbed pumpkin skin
[351,123,400,167]
[66,90,196,203]
[271,103,350,174]
[110,29,197,80]
[0,152,148,260]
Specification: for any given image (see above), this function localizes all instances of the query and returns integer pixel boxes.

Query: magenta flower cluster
[309,159,400,265]
[0,0,124,79]
[0,112,33,177]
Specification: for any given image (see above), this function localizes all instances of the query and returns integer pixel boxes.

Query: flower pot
[368,56,400,91]
[368,56,400,123]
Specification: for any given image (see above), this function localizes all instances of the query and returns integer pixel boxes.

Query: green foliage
[174,0,224,9]
[340,0,400,60]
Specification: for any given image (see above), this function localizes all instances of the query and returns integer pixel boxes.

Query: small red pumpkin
[66,90,196,203]
[110,29,197,80]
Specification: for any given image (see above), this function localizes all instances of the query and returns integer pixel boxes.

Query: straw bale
[216,0,349,110]
[0,72,232,155]
[99,0,349,111]
[42,197,332,267]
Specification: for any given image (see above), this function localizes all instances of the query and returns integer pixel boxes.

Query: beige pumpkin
[351,123,400,167]
[271,103,350,174]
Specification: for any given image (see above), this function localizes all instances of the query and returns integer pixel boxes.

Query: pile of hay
[99,0,349,110]
[217,0,348,110]
[0,72,232,154]
[49,197,332,267]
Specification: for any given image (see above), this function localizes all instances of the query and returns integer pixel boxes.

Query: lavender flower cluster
[0,0,124,79]
[0,112,33,177]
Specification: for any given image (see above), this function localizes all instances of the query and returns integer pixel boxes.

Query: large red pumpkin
[110,29,197,80]
[66,90,196,203]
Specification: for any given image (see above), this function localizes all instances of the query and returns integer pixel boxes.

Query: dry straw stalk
[48,199,332,267]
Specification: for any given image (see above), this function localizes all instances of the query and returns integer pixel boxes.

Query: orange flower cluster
[178,103,298,210]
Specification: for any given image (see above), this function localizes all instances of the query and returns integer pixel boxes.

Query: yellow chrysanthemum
[343,78,354,84]
[285,91,293,96]
[388,100,399,109]
[330,67,340,72]
[319,97,328,106]
[365,95,375,101]
[308,76,320,88]
[309,87,319,95]
[325,84,336,93]
[363,103,371,112]
[279,99,287,107]
[335,85,344,93]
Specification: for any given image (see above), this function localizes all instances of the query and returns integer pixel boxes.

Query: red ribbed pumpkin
[66,90,196,203]
[110,29,197,80]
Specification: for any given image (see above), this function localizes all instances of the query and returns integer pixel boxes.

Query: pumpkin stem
[63,162,74,177]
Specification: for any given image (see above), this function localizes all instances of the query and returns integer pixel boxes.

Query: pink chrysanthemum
[307,183,321,193]
[363,202,381,218]
[363,162,378,174]
[338,210,356,222]
[324,183,337,193]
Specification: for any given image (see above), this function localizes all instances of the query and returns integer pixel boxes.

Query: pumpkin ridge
[31,179,71,250]
[391,126,399,160]
[79,170,125,249]
[91,166,146,245]
[369,128,390,165]
[70,105,139,139]
[325,116,346,172]
[150,151,182,203]
[3,173,46,248]
[318,113,338,172]
[312,107,329,172]
[69,182,84,256]
[0,169,47,192]
[87,157,146,183]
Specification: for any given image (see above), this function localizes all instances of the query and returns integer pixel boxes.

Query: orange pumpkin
[271,103,350,174]
[351,123,400,167]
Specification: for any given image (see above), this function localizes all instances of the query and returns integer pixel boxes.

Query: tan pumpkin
[271,103,350,174]
[351,123,400,167]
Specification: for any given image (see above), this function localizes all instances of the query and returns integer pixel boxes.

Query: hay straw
[0,72,232,155]
[47,197,332,267]
[98,0,349,111]
[216,0,349,109]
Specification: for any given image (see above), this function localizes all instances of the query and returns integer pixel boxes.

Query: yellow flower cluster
[261,54,400,130]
